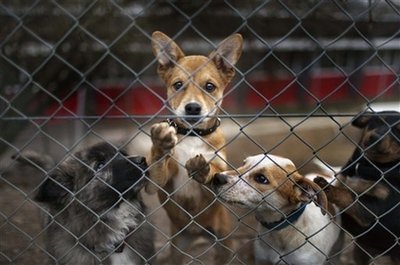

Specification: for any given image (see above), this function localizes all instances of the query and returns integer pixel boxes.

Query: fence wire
[1,0,400,265]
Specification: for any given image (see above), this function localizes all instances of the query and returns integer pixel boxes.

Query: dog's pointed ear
[152,31,185,74]
[35,171,71,203]
[293,175,328,215]
[352,113,371,128]
[209,33,243,81]
[12,150,54,172]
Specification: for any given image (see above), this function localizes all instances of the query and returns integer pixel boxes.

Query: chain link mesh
[1,0,400,264]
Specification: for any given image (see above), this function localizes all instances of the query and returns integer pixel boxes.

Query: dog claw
[186,154,210,184]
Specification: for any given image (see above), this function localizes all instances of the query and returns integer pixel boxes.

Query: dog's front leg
[146,122,178,194]
[314,177,376,227]
[186,154,235,264]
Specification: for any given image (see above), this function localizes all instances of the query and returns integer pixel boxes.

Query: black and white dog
[14,142,154,265]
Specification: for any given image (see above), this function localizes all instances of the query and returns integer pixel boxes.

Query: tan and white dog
[197,154,341,265]
[146,31,243,263]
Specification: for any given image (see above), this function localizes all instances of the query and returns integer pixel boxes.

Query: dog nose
[213,173,228,186]
[185,103,202,115]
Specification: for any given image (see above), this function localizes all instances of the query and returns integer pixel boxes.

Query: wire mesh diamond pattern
[1,1,400,264]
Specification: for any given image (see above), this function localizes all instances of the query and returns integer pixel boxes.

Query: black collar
[167,118,221,137]
[258,203,307,231]
[342,148,400,181]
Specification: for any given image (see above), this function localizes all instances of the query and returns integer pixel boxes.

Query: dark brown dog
[14,142,155,265]
[315,110,400,264]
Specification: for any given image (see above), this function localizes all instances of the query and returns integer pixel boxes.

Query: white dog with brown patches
[193,154,341,265]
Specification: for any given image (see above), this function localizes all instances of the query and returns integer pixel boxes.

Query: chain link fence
[1,0,400,264]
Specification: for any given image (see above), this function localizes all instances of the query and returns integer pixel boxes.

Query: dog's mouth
[173,117,207,130]
[223,199,248,208]
[229,200,247,207]
[185,117,201,124]
[216,194,247,207]
[180,116,203,125]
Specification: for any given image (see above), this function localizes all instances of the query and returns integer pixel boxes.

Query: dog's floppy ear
[293,175,328,215]
[209,33,243,81]
[35,170,72,203]
[152,31,185,73]
[12,150,54,172]
[352,113,371,128]
[12,151,70,203]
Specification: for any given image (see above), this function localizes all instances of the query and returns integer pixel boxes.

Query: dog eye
[94,161,106,171]
[173,81,183,90]
[254,174,269,184]
[204,82,216,92]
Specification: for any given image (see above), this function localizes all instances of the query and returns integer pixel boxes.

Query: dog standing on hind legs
[146,31,243,264]
[314,111,400,264]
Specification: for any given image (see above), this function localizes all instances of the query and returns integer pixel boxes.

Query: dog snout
[185,102,202,116]
[112,156,147,193]
[112,155,147,179]
[213,173,229,186]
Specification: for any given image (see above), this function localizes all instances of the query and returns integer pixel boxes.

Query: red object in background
[95,85,126,116]
[95,84,164,116]
[358,69,398,98]
[307,71,349,103]
[43,68,398,117]
[128,85,165,115]
[221,85,239,110]
[221,93,236,110]
[246,75,299,108]
[44,93,79,117]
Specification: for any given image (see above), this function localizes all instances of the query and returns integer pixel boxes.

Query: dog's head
[151,31,243,129]
[352,111,400,163]
[212,154,327,216]
[15,142,148,213]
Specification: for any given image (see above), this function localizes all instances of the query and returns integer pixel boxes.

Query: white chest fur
[172,136,221,194]
[254,204,340,265]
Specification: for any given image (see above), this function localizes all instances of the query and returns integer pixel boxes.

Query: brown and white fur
[202,154,341,265]
[146,31,243,263]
